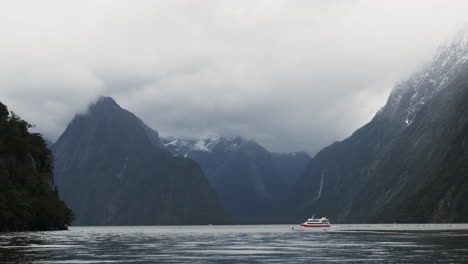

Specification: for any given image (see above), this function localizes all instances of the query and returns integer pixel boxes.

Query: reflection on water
[0,233,50,263]
[1,224,468,263]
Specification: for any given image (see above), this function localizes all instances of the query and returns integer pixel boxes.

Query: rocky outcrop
[0,102,72,232]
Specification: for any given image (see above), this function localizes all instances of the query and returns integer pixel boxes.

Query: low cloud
[1,0,467,154]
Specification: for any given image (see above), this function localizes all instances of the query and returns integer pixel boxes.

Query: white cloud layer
[1,0,467,154]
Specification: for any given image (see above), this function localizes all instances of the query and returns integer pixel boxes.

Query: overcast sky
[1,1,467,154]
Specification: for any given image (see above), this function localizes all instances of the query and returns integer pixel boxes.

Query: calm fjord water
[1,224,468,263]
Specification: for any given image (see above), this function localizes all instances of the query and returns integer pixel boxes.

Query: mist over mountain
[3,2,468,156]
[161,137,310,219]
[49,26,468,225]
[291,27,468,223]
[52,97,230,225]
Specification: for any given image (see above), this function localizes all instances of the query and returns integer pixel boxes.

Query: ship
[301,216,331,227]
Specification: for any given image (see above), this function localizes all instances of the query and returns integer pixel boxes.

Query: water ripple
[1,225,468,263]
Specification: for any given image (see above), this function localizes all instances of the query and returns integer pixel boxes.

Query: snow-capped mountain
[161,136,310,219]
[162,136,268,156]
[291,26,468,223]
[162,136,222,157]
[383,25,468,125]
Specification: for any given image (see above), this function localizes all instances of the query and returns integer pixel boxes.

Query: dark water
[1,224,468,263]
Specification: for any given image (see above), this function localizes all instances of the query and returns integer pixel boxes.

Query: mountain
[161,136,310,219]
[291,27,468,223]
[0,102,72,231]
[52,97,230,225]
[270,152,311,186]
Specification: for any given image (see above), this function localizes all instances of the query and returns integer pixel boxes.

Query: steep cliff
[291,28,468,223]
[53,97,230,225]
[0,102,72,231]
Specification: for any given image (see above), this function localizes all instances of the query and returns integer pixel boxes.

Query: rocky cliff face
[161,136,310,219]
[0,102,72,231]
[291,27,468,223]
[53,97,230,225]
[375,70,468,223]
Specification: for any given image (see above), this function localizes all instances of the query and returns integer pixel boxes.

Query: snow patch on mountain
[385,25,468,126]
[162,136,225,157]
[165,139,179,146]
[192,137,220,152]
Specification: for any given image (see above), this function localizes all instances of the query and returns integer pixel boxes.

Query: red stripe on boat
[301,224,331,227]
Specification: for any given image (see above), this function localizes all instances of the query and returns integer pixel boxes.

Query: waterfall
[316,171,324,200]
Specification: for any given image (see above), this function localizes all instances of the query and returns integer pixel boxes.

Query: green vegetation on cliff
[0,102,73,232]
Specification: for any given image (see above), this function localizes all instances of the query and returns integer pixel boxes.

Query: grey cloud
[1,0,467,154]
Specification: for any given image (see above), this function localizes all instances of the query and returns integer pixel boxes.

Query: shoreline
[343,229,468,234]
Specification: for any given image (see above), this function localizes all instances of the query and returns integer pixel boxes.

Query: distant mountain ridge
[53,97,230,225]
[291,26,468,223]
[161,136,310,219]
